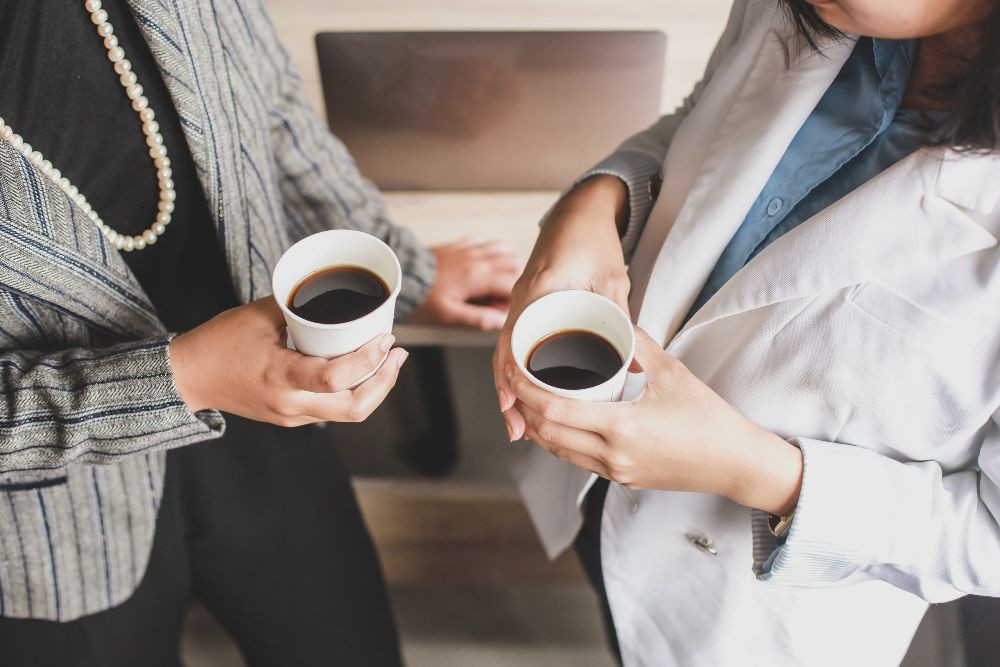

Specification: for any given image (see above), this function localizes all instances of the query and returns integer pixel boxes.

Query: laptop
[316,31,666,191]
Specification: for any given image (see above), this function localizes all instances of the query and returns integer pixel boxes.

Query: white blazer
[513,2,1000,666]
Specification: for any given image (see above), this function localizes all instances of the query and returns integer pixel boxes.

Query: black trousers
[574,477,623,665]
[0,416,402,667]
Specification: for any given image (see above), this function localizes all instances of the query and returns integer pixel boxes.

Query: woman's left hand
[410,239,522,330]
[509,327,804,516]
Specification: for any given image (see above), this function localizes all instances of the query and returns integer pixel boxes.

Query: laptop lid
[316,31,666,191]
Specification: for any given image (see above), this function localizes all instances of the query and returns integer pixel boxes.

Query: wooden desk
[383,190,555,251]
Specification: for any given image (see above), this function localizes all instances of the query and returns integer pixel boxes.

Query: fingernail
[505,421,514,442]
[498,389,509,411]
[396,349,409,368]
[380,334,396,352]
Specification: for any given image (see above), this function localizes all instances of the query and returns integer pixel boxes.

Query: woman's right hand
[492,174,631,441]
[168,297,408,426]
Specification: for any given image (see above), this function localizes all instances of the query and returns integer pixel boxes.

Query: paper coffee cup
[271,230,402,364]
[510,290,635,402]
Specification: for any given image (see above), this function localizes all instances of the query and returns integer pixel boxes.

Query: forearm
[565,0,749,260]
[0,337,223,472]
[568,122,676,260]
[723,426,803,517]
[543,174,628,240]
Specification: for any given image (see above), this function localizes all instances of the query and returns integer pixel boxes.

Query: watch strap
[768,509,797,537]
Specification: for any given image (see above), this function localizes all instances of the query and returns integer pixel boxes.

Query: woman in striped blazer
[0,1,518,664]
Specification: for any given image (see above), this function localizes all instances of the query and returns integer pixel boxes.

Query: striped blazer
[0,0,436,621]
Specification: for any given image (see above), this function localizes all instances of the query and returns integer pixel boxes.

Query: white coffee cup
[271,230,402,367]
[511,290,636,402]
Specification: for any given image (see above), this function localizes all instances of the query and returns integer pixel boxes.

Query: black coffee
[527,330,623,391]
[288,266,389,324]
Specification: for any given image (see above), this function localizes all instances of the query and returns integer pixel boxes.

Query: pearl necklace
[0,0,174,252]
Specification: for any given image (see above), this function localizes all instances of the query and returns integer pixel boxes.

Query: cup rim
[511,290,636,396]
[271,229,403,331]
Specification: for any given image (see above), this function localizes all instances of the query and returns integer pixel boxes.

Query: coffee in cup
[511,290,635,402]
[526,329,624,391]
[271,230,402,368]
[288,265,391,325]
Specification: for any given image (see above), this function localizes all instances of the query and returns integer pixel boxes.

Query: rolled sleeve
[755,438,883,584]
[0,336,225,473]
[392,239,437,318]
[753,438,933,588]
[548,0,751,263]
[753,413,1000,604]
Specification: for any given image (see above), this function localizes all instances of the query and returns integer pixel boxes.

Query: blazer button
[686,533,718,556]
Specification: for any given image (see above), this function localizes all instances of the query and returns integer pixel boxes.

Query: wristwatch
[768,509,797,537]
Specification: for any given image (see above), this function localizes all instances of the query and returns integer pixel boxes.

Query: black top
[0,0,237,332]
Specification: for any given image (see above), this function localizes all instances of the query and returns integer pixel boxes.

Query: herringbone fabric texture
[0,0,435,621]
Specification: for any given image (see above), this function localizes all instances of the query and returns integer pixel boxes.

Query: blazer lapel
[0,1,214,338]
[126,0,210,190]
[674,150,999,343]
[631,27,857,349]
[0,1,249,336]
[0,142,164,338]
[126,0,253,301]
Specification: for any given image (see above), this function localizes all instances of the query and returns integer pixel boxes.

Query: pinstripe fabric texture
[0,0,435,621]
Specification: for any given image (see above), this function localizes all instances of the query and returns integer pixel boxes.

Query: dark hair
[779,0,1000,152]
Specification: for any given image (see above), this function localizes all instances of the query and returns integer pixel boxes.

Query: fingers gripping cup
[511,290,635,402]
[272,230,402,375]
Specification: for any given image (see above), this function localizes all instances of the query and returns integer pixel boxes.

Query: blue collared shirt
[684,37,929,323]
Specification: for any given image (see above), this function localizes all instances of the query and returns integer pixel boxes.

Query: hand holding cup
[493,174,631,440]
[169,230,410,426]
[169,298,408,426]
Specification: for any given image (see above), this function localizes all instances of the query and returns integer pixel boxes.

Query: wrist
[168,333,209,412]
[560,174,629,234]
[724,425,803,515]
[537,180,629,261]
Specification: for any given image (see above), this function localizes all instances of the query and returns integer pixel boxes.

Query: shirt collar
[863,37,917,130]
[872,38,915,81]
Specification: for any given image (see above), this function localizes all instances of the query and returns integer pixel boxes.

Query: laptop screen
[316,31,666,191]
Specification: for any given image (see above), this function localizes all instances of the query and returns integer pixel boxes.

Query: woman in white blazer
[493,0,1000,665]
